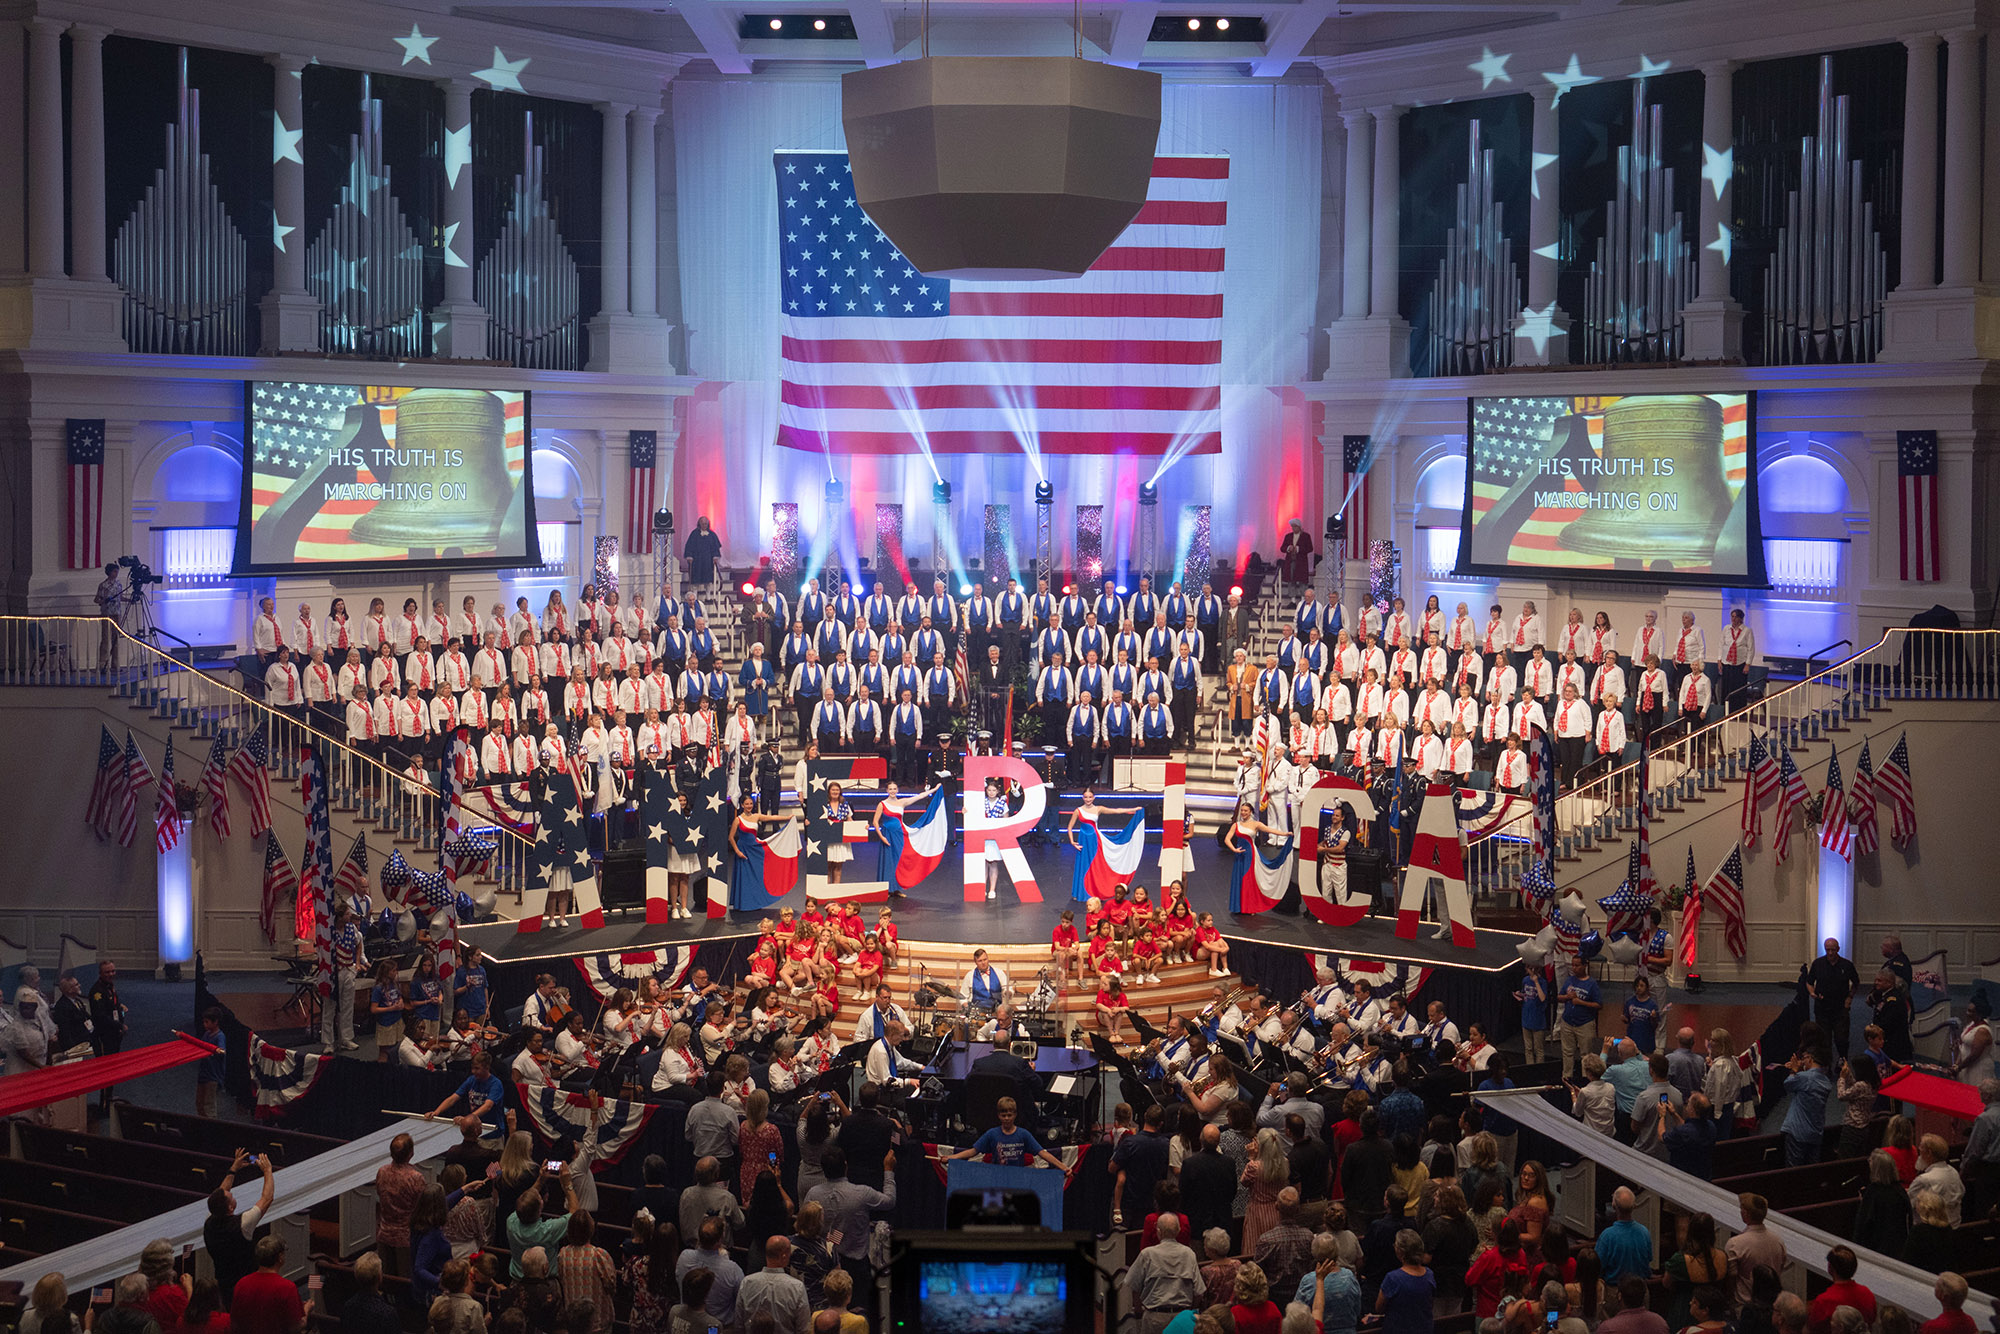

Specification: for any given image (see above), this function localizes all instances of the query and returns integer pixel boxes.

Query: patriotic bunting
[573,948,696,1004]
[515,1086,657,1165]
[249,1033,328,1119]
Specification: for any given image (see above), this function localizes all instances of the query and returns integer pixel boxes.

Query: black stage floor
[463,842,1527,973]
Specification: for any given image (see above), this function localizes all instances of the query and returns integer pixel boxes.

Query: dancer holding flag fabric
[874,783,948,889]
[727,795,800,912]
[1065,788,1145,903]
[1224,798,1294,914]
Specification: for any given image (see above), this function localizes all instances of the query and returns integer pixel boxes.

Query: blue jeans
[1784,1133,1820,1166]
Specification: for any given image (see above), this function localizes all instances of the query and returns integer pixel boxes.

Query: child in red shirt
[1131,927,1163,985]
[1104,884,1134,936]
[874,907,900,969]
[852,934,885,1001]
[1051,909,1084,988]
[1095,976,1131,1036]
[812,971,840,1021]
[1194,911,1231,977]
[748,940,781,985]
[1128,887,1156,938]
[1083,895,1106,937]
[1086,923,1117,977]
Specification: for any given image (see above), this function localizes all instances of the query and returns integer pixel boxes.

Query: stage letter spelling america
[962,755,1049,903]
[776,152,1225,457]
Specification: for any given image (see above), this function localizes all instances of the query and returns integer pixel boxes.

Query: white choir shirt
[1489,665,1519,701]
[1334,643,1361,679]
[1355,682,1384,722]
[1495,750,1529,789]
[1452,697,1480,736]
[324,615,354,652]
[253,611,284,655]
[1556,664,1588,699]
[371,696,398,740]
[291,617,318,656]
[459,690,489,729]
[1636,667,1669,710]
[392,612,422,655]
[425,612,451,646]
[1553,698,1592,739]
[1633,623,1663,667]
[1722,622,1755,666]
[1420,647,1449,684]
[397,698,428,739]
[1589,626,1617,664]
[521,689,552,726]
[1448,614,1475,652]
[540,641,572,681]
[511,646,539,687]
[1388,649,1418,685]
[264,661,302,704]
[1414,734,1445,777]
[428,695,459,733]
[346,699,376,741]
[1385,611,1411,648]
[1481,618,1506,654]
[405,650,436,693]
[1512,699,1547,738]
[303,661,339,703]
[1595,709,1627,756]
[1680,671,1712,714]
[481,734,513,774]
[364,612,392,651]
[1444,738,1475,773]
[1673,623,1706,665]
[1481,702,1510,744]
[607,726,637,765]
[473,647,507,688]
[1418,608,1445,642]
[1559,622,1588,658]
[441,651,473,692]
[1592,664,1626,706]
[1346,727,1372,768]
[337,663,370,700]
[1512,612,1544,649]
[1523,659,1554,696]
[1415,690,1452,731]
[1324,683,1354,723]
[1374,727,1402,767]
[1380,689,1410,730]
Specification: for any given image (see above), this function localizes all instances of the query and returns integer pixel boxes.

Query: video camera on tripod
[116,554,161,600]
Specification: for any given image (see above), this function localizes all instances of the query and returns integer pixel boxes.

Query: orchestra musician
[864,1019,924,1101]
[960,949,1013,1016]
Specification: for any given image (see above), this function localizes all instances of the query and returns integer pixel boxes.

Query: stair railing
[0,616,534,898]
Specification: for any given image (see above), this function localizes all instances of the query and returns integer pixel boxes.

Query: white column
[259,53,318,353]
[1340,109,1372,319]
[0,23,23,274]
[68,25,108,282]
[1695,63,1734,302]
[1940,29,1983,287]
[442,82,476,306]
[26,18,67,278]
[1368,105,1402,320]
[1986,34,2000,285]
[628,107,660,316]
[598,102,631,316]
[1899,34,1940,291]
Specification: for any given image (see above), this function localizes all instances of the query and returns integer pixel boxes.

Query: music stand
[1088,1034,1154,1123]
[1214,1031,1254,1074]
[1129,1010,1166,1046]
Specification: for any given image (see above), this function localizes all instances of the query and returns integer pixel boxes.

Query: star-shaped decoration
[1700,143,1733,200]
[564,804,583,826]
[805,839,822,858]
[273,112,304,165]
[706,853,727,874]
[1514,303,1568,358]
[273,210,294,253]
[810,775,829,791]
[1529,150,1559,200]
[707,791,725,811]
[1635,54,1671,79]
[1468,47,1512,90]
[472,47,529,92]
[1542,54,1600,105]
[444,123,472,189]
[1706,222,1733,265]
[442,221,468,269]
[395,24,437,66]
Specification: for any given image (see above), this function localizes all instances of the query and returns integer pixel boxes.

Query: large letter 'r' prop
[962,754,1049,903]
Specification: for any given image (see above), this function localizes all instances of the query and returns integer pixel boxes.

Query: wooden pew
[0,1157,203,1223]
[1780,1196,1859,1240]
[1712,1134,1786,1178]
[1713,1156,1870,1210]
[16,1123,233,1193]
[115,1100,344,1169]
[0,1202,124,1251]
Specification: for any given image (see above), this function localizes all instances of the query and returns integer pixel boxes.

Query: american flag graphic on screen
[65,419,105,570]
[775,151,1226,456]
[1897,430,1939,582]
[1470,395,1747,571]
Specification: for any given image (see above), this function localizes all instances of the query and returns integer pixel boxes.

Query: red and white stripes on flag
[1703,841,1749,960]
[1819,749,1853,860]
[1897,430,1940,583]
[1740,731,1779,848]
[115,730,152,849]
[155,738,181,854]
[84,724,120,839]
[261,833,298,944]
[775,152,1226,457]
[1879,732,1917,848]
[228,729,274,838]
[625,431,657,556]
[1340,435,1372,561]
[65,419,106,570]
[201,735,233,838]
[1851,740,1879,858]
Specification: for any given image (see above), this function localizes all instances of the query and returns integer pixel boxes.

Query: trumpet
[1200,984,1257,1020]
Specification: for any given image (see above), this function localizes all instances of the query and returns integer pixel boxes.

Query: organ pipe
[306,76,426,357]
[476,111,582,370]
[1581,82,1697,363]
[1758,56,1888,365]
[1420,119,1520,377]
[113,48,249,355]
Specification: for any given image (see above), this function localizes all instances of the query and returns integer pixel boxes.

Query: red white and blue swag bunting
[248,1033,328,1120]
[573,947,696,1003]
[881,787,949,888]
[515,1086,655,1165]
[1086,810,1150,901]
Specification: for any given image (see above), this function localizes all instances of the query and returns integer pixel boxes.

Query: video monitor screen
[1458,392,1764,587]
[916,1259,1069,1334]
[236,382,537,574]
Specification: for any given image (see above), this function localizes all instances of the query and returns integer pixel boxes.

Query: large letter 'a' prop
[1397,782,1476,948]
[962,755,1049,902]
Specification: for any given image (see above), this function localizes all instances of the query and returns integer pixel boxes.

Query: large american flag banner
[1470,394,1747,572]
[228,728,274,838]
[84,724,120,839]
[1341,435,1372,561]
[775,151,1226,456]
[1897,430,1940,582]
[625,430,657,556]
[65,419,106,570]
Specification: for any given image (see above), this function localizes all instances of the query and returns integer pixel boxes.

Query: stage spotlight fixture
[740,581,757,597]
[1327,512,1347,543]
[1230,584,1243,597]
[1035,480,1055,505]
[933,480,952,504]
[1116,584,1129,595]
[813,17,826,29]
[825,478,845,504]
[959,582,975,597]
[1148,14,1266,40]
[1187,17,1200,28]
[1138,482,1159,506]
[743,13,857,38]
[1062,584,1073,595]
[652,507,674,535]
[1215,17,1229,29]
[769,17,782,28]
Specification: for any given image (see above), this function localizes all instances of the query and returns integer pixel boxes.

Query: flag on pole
[155,738,181,854]
[56,932,95,984]
[1740,731,1778,847]
[1879,732,1917,847]
[1704,842,1748,959]
[300,746,335,997]
[952,639,969,716]
[626,431,658,556]
[1677,845,1702,968]
[201,735,233,837]
[84,724,120,839]
[1850,740,1879,858]
[65,419,106,570]
[115,730,153,849]
[1528,724,1557,873]
[1897,430,1940,583]
[228,728,274,837]
[261,833,298,944]
[1773,743,1808,864]
[1819,750,1853,860]
[1635,744,1654,900]
[1598,842,1651,938]
[333,834,371,907]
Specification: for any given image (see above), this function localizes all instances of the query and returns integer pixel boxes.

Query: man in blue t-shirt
[947,1098,1064,1170]
[429,1050,510,1142]
[455,952,490,1026]
[1557,959,1602,1081]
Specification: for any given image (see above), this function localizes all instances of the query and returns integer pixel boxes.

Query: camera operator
[96,562,126,670]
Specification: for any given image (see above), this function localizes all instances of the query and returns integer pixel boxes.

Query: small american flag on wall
[627,430,657,556]
[1897,430,1939,582]
[66,419,106,570]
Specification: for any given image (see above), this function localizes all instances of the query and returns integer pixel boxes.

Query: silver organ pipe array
[306,78,426,358]
[1580,82,1697,363]
[477,112,581,370]
[112,49,249,356]
[1419,120,1520,377]
[1758,57,1888,365]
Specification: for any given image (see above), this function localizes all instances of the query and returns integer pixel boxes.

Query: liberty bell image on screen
[349,388,514,549]
[1558,393,1734,566]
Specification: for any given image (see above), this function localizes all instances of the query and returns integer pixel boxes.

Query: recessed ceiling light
[1187,17,1201,29]
[1215,17,1229,29]
[813,17,826,29]
[769,17,783,29]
